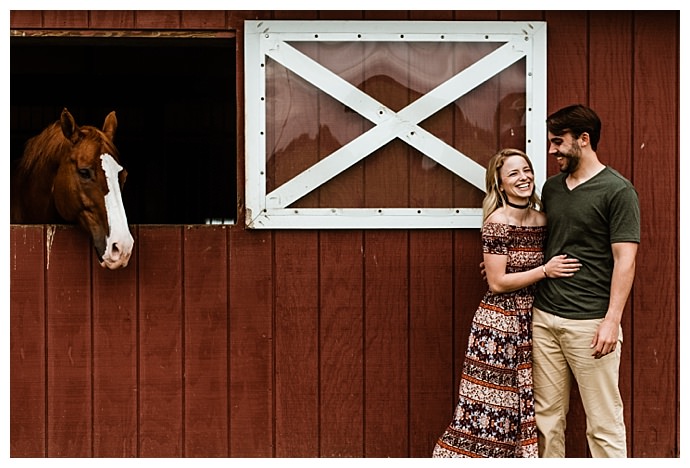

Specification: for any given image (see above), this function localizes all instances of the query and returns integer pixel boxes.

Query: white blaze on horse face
[100,153,134,269]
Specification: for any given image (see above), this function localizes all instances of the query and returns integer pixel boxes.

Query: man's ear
[579,132,590,147]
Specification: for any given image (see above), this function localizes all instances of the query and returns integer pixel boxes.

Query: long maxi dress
[432,222,545,458]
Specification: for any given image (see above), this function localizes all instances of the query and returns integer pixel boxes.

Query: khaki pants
[532,307,626,458]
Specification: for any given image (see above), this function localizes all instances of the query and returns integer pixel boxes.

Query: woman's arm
[484,252,581,294]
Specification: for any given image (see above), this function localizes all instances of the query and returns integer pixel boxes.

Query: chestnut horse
[11,108,134,269]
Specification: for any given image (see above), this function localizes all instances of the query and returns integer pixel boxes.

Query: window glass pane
[266,41,526,209]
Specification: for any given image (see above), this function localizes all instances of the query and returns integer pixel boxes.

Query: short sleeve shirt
[533,167,640,319]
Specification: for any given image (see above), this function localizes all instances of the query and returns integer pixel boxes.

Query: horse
[11,108,134,270]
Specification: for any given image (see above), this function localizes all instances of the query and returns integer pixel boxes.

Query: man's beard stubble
[559,145,581,174]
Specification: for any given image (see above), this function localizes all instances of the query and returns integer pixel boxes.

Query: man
[532,104,640,457]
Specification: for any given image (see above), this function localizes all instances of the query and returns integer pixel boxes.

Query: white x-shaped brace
[264,38,527,209]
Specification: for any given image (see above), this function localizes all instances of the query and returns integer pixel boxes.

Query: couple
[433,105,641,458]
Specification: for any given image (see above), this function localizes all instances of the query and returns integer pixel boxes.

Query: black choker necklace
[505,200,530,209]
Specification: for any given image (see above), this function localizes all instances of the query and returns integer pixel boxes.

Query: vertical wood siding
[9,10,679,458]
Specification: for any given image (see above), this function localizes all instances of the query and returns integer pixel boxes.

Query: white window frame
[244,20,547,229]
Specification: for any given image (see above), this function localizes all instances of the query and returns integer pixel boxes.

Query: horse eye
[78,168,92,180]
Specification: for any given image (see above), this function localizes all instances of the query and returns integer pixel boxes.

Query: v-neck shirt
[534,167,640,319]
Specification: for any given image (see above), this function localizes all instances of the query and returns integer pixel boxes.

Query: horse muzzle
[99,232,134,269]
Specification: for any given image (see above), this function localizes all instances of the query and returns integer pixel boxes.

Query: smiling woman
[433,148,581,458]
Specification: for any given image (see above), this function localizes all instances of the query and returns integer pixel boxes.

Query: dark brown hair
[546,104,602,151]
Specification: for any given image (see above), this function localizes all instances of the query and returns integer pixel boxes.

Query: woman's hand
[543,254,581,278]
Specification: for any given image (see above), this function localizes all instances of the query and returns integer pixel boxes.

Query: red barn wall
[9,10,679,457]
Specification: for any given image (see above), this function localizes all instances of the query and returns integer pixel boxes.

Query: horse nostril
[111,242,121,258]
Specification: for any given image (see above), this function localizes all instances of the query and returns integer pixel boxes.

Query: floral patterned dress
[432,222,546,458]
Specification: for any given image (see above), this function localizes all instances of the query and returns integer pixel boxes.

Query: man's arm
[590,242,638,358]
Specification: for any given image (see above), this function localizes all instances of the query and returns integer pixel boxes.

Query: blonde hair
[482,148,542,222]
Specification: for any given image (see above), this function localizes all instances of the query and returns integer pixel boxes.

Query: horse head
[55,109,134,269]
[14,108,134,269]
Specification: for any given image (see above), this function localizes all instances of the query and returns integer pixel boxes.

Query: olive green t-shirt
[534,167,640,319]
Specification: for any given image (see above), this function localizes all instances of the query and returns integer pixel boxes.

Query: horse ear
[60,108,79,143]
[103,111,117,141]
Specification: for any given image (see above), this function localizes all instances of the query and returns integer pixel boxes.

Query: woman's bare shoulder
[531,209,547,226]
[484,208,508,226]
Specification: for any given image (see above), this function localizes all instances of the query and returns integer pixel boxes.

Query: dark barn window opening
[10,34,237,225]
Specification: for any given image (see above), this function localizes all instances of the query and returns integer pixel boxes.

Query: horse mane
[18,120,119,177]
[18,122,67,176]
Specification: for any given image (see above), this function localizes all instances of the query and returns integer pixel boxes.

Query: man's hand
[591,318,620,359]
